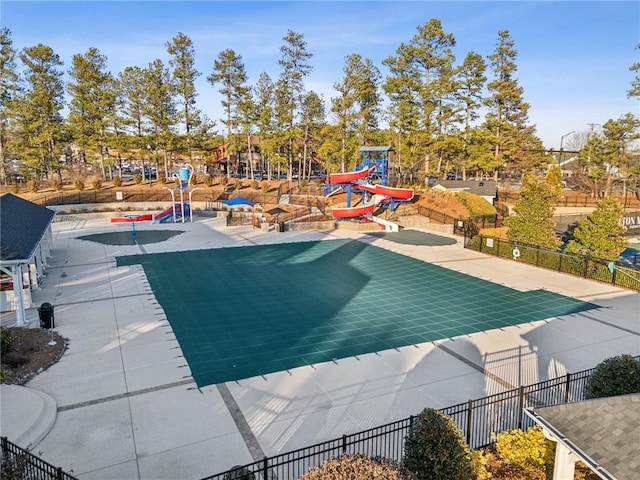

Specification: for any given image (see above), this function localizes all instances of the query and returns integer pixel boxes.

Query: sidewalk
[1,217,638,479]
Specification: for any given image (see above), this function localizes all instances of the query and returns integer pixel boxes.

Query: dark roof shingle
[0,193,55,262]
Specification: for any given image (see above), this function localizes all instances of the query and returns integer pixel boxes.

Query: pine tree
[67,47,115,179]
[166,32,201,161]
[0,27,19,184]
[565,197,628,260]
[504,171,559,249]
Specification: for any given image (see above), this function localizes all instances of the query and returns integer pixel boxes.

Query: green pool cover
[116,239,599,387]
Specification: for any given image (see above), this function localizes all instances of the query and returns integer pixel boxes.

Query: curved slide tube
[329,165,375,184]
[331,194,388,219]
[110,214,153,223]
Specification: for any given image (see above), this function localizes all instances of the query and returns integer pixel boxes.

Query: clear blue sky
[3,1,639,149]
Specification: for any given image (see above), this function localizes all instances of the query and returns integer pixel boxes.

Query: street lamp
[559,130,575,171]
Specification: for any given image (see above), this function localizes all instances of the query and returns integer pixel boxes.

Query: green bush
[301,454,417,480]
[158,174,166,184]
[133,174,142,185]
[261,181,270,192]
[585,354,640,399]
[112,176,122,187]
[91,178,102,190]
[403,408,475,480]
[204,175,214,187]
[219,175,229,186]
[456,191,496,220]
[73,179,85,191]
[250,180,259,190]
[10,182,19,194]
[1,326,13,358]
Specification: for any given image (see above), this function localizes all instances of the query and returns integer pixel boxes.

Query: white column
[11,265,26,326]
[552,442,577,480]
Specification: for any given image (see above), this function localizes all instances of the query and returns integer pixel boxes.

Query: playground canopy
[223,197,255,207]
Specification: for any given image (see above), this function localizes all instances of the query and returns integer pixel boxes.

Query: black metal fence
[465,235,640,292]
[0,437,78,480]
[201,361,625,480]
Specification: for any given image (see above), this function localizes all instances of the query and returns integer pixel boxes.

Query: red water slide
[328,165,375,184]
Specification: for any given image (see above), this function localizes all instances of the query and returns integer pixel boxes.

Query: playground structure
[109,164,198,226]
[327,146,414,230]
[158,164,200,223]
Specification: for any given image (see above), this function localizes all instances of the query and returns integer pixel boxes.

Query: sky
[3,1,639,149]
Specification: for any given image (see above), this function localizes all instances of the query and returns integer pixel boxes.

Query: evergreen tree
[143,58,178,177]
[277,29,313,179]
[166,32,201,161]
[565,197,628,260]
[0,27,19,184]
[67,47,115,179]
[483,30,539,180]
[208,50,248,141]
[299,90,325,179]
[383,19,456,180]
[455,51,486,179]
[504,171,559,249]
[253,72,277,178]
[628,43,640,99]
[12,44,65,180]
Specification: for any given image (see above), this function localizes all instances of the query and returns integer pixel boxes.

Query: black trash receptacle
[223,465,255,480]
[38,302,55,329]
[277,222,285,232]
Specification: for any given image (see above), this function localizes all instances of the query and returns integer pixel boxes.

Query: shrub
[475,426,554,480]
[456,191,496,220]
[91,177,102,190]
[585,354,640,399]
[234,178,241,190]
[26,179,39,193]
[10,182,19,194]
[219,175,229,186]
[158,174,166,184]
[261,181,270,192]
[204,175,214,187]
[403,408,475,480]
[112,175,122,187]
[49,178,63,191]
[250,180,259,190]
[1,326,13,358]
[300,454,417,480]
[133,174,142,185]
[190,172,198,185]
[73,179,85,191]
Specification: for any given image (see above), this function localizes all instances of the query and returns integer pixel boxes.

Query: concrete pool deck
[1,216,638,479]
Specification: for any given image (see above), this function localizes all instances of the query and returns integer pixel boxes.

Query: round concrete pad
[77,230,185,245]
[0,384,57,448]
[367,229,457,246]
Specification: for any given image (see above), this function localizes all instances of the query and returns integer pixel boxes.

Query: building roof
[526,394,640,480]
[435,180,498,197]
[0,193,55,263]
[358,146,393,152]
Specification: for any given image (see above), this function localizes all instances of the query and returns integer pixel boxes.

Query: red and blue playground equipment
[326,146,414,221]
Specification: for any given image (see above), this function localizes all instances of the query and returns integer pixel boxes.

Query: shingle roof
[0,193,55,262]
[435,180,498,197]
[527,394,640,480]
[358,146,394,152]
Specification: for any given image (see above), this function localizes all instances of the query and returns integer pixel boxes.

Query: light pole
[559,131,575,172]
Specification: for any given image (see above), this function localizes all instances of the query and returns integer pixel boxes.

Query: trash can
[223,465,255,480]
[277,222,285,232]
[38,302,55,329]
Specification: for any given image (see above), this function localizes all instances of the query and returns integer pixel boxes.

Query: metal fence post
[518,386,525,429]
[564,372,571,403]
[263,456,269,479]
[466,399,473,444]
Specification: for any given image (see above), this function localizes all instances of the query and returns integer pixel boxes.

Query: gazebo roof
[526,393,640,480]
[0,193,55,263]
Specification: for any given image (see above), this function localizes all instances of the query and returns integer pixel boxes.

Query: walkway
[1,216,638,479]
